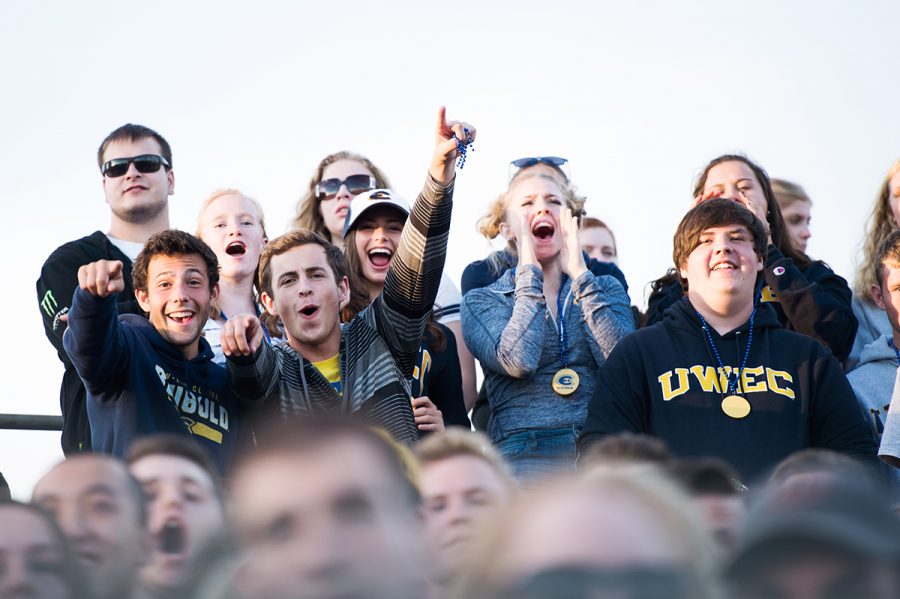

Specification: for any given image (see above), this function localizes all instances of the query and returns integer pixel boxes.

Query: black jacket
[644,245,857,363]
[36,231,142,453]
[579,297,878,482]
[411,323,471,432]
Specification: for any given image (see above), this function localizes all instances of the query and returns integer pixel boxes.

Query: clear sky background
[2,0,898,499]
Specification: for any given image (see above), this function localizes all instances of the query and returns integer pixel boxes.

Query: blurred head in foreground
[32,454,149,599]
[457,468,721,599]
[127,434,227,597]
[228,417,424,599]
[0,500,89,599]
[728,478,900,599]
[416,428,516,594]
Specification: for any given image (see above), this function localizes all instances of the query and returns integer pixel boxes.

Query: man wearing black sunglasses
[36,123,175,455]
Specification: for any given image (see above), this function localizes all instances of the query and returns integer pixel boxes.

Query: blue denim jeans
[496,426,579,484]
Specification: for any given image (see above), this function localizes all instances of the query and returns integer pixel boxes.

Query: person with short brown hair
[126,434,227,598]
[64,230,243,472]
[222,108,474,445]
[579,199,877,482]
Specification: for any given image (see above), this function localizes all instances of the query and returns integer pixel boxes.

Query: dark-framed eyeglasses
[316,174,377,200]
[101,154,170,178]
[508,156,570,182]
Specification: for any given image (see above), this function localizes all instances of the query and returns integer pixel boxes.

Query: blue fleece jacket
[461,265,633,443]
[64,288,240,473]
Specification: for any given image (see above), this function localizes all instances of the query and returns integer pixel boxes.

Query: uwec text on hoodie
[64,288,241,473]
[579,297,878,482]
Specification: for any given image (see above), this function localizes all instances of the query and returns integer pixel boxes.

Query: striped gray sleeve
[227,341,281,406]
[373,173,454,376]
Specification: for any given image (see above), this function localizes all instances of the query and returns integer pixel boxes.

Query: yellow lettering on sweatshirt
[658,368,690,401]
[766,369,795,399]
[656,365,797,401]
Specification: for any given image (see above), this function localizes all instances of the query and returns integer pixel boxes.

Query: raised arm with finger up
[228,107,476,446]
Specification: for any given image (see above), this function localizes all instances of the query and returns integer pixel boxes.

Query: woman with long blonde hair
[848,159,900,370]
[461,168,633,482]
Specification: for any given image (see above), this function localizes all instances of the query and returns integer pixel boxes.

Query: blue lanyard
[556,275,569,368]
[221,305,272,343]
[697,308,756,395]
[890,339,900,366]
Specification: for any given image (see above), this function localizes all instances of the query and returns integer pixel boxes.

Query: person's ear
[210,283,220,302]
[135,288,151,313]
[338,276,350,309]
[261,291,278,316]
[872,282,887,311]
[166,168,175,196]
[499,222,513,241]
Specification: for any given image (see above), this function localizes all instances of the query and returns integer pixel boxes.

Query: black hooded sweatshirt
[578,297,877,482]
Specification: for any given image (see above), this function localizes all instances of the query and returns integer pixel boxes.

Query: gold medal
[552,368,579,396]
[721,395,751,419]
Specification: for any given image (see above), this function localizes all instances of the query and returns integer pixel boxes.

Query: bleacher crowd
[4,109,900,598]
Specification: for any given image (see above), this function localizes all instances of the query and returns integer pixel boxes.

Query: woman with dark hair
[292,151,478,411]
[644,154,856,363]
[291,151,391,248]
[341,188,470,434]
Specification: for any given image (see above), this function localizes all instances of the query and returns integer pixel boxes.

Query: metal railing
[0,414,63,431]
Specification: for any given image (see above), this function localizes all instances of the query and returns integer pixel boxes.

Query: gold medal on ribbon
[721,395,751,419]
[552,368,579,396]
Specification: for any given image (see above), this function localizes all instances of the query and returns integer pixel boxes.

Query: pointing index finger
[436,106,449,136]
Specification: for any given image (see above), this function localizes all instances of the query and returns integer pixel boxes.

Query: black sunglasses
[101,154,170,178]
[316,174,377,200]
[508,156,570,182]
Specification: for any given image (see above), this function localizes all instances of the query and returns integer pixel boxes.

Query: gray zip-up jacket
[228,174,453,445]
[461,264,633,442]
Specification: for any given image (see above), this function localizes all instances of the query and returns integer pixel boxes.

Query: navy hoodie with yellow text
[578,297,878,482]
[64,288,241,473]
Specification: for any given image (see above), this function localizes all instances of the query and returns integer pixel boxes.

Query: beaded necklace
[696,308,756,419]
[452,127,474,169]
[551,274,579,396]
[889,338,900,366]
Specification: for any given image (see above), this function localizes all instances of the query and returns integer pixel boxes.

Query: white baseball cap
[342,188,411,238]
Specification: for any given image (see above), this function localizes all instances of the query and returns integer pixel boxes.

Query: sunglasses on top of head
[316,174,377,200]
[101,154,170,178]
[508,156,570,182]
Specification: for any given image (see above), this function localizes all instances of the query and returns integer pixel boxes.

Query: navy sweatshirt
[64,288,241,474]
[644,245,857,363]
[579,297,878,482]
[36,231,142,453]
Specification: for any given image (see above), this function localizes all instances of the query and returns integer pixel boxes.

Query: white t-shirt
[435,272,461,325]
[107,235,144,262]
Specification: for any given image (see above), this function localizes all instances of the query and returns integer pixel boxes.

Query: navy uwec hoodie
[64,288,240,473]
[578,297,878,482]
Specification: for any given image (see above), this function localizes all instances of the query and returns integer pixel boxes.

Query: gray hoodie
[848,334,896,439]
[847,334,900,489]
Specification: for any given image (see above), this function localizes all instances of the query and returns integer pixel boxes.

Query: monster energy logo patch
[40,290,58,316]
